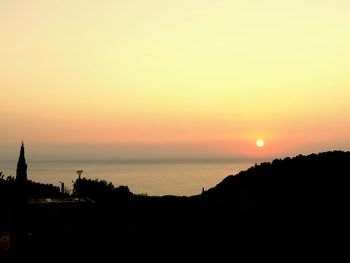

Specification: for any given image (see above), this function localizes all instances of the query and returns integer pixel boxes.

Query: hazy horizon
[0,150,256,196]
[1,145,348,196]
[1,142,348,163]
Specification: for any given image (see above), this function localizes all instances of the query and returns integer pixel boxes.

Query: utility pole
[59,181,64,195]
[76,170,83,201]
[77,170,83,180]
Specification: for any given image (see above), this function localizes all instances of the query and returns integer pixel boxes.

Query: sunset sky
[1,1,350,160]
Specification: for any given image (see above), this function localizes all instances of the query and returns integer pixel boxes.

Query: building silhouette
[10,142,28,262]
[16,142,27,182]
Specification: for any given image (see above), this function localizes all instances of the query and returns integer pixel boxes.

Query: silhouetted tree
[73,177,131,203]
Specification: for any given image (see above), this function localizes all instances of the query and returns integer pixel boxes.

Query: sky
[1,0,350,160]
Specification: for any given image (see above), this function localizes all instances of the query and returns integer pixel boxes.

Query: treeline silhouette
[0,172,60,225]
[0,172,60,261]
[0,172,60,199]
[203,151,350,211]
[2,151,350,262]
[73,177,132,203]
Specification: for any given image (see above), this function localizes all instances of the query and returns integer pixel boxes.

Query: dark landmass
[1,151,350,262]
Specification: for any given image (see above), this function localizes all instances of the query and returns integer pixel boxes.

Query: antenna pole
[76,170,83,201]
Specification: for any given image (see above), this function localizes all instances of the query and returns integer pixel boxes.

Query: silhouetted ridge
[202,151,350,214]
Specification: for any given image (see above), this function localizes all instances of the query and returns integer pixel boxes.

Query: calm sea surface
[0,159,254,196]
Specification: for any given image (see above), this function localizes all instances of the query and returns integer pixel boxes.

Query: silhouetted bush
[0,172,60,201]
[73,177,132,203]
[27,181,60,198]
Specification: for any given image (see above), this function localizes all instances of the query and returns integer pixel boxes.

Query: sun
[256,139,265,148]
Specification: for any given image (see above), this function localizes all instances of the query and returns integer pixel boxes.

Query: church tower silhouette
[10,142,29,262]
[16,142,27,182]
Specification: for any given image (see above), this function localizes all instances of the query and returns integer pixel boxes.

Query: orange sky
[1,1,350,159]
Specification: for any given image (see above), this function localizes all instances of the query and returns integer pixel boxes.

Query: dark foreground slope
[4,151,350,262]
[200,151,350,262]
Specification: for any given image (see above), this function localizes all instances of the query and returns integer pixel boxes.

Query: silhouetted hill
[193,151,350,262]
[202,151,350,211]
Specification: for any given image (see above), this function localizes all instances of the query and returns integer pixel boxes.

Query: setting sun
[256,139,265,148]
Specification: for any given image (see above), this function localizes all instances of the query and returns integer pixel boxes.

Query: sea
[0,159,254,196]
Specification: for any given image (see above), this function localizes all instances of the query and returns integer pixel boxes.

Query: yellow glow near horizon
[1,1,350,157]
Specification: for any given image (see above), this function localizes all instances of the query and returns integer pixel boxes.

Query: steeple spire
[16,142,27,182]
[11,142,29,260]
